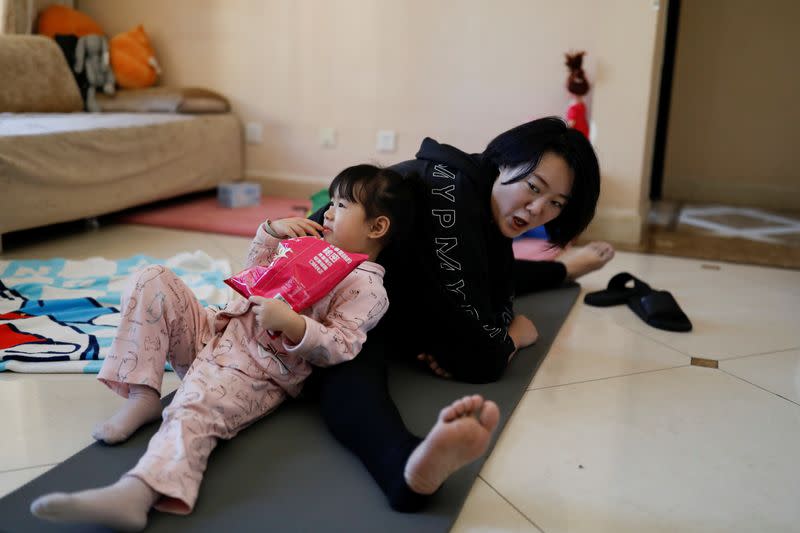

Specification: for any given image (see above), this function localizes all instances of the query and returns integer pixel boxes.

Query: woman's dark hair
[482,116,600,247]
[328,164,417,244]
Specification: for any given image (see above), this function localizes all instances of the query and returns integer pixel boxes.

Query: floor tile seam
[477,474,545,533]
[610,320,698,358]
[206,239,240,264]
[526,363,690,392]
[0,463,56,475]
[717,346,800,363]
[608,317,789,362]
[206,234,250,265]
[717,369,800,408]
[183,232,235,258]
[122,224,233,249]
[578,305,694,356]
[558,317,693,362]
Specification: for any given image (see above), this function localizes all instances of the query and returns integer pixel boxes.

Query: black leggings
[314,323,425,511]
[312,258,567,512]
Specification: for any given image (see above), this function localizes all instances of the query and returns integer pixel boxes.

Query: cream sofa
[0,35,243,251]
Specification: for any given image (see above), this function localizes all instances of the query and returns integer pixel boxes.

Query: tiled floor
[642,202,800,270]
[2,224,799,532]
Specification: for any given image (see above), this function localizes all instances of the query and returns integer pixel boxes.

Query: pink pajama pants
[98,265,286,514]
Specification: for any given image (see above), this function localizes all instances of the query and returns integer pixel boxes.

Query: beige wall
[663,0,800,209]
[79,0,667,244]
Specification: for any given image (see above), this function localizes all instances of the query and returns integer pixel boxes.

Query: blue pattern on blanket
[0,253,231,373]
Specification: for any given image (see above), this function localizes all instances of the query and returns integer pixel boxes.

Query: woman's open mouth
[511,216,528,231]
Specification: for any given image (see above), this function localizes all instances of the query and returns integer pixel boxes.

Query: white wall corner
[581,207,645,246]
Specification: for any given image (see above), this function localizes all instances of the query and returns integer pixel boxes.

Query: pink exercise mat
[117,194,312,237]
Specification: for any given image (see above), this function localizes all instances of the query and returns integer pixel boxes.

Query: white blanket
[0,112,191,137]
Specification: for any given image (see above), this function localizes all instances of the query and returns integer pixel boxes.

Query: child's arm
[279,275,388,367]
[243,217,324,269]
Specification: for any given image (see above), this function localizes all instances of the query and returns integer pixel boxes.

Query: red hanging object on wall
[565,51,590,139]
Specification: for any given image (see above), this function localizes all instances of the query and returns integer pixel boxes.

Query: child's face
[490,152,574,239]
[322,195,374,253]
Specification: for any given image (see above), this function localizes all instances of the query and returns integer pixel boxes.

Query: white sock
[92,384,162,444]
[30,475,159,532]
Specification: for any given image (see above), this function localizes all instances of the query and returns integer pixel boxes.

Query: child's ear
[368,216,390,240]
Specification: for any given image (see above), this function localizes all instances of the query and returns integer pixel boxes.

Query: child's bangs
[329,172,376,206]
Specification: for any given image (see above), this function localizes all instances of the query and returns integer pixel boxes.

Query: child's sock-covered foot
[92,384,162,444]
[30,475,158,532]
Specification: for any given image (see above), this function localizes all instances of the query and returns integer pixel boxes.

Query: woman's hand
[268,217,324,238]
[417,353,453,379]
[249,296,306,344]
[508,314,538,357]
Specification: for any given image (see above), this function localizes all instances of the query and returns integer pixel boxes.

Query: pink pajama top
[207,223,388,397]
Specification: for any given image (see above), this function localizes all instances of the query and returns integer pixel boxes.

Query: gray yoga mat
[0,284,579,533]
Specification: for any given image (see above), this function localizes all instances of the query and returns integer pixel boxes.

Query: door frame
[649,0,681,201]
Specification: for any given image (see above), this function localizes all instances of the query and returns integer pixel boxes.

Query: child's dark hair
[328,164,416,244]
[482,116,600,247]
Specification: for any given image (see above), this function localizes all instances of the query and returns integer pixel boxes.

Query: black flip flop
[585,272,692,332]
[627,290,692,332]
[583,272,651,307]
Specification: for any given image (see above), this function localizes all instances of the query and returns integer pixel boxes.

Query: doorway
[644,0,800,268]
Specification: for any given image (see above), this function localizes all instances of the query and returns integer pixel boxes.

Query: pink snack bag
[225,237,368,336]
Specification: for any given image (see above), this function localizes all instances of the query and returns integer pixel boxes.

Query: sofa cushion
[96,87,231,114]
[0,35,83,113]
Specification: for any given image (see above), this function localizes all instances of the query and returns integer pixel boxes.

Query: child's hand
[269,217,324,238]
[249,296,306,343]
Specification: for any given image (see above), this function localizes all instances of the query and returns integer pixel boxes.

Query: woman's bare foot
[92,385,162,444]
[404,395,500,495]
[559,241,615,280]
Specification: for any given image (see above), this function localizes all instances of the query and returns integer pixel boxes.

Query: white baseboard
[581,206,645,246]
[245,170,330,199]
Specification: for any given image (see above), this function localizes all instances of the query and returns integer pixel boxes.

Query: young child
[31,164,414,531]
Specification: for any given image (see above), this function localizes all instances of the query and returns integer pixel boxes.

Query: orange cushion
[37,5,103,38]
[110,25,160,89]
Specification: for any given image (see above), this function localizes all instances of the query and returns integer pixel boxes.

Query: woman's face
[490,152,574,239]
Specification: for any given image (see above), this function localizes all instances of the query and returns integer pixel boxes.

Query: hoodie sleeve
[423,270,516,384]
[430,245,569,384]
[281,272,389,367]
[413,161,517,383]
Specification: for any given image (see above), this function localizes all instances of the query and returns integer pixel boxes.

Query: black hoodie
[383,138,517,383]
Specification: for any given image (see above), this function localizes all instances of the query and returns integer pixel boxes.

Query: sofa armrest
[0,35,83,112]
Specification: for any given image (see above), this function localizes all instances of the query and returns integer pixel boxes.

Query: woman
[308,117,612,511]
